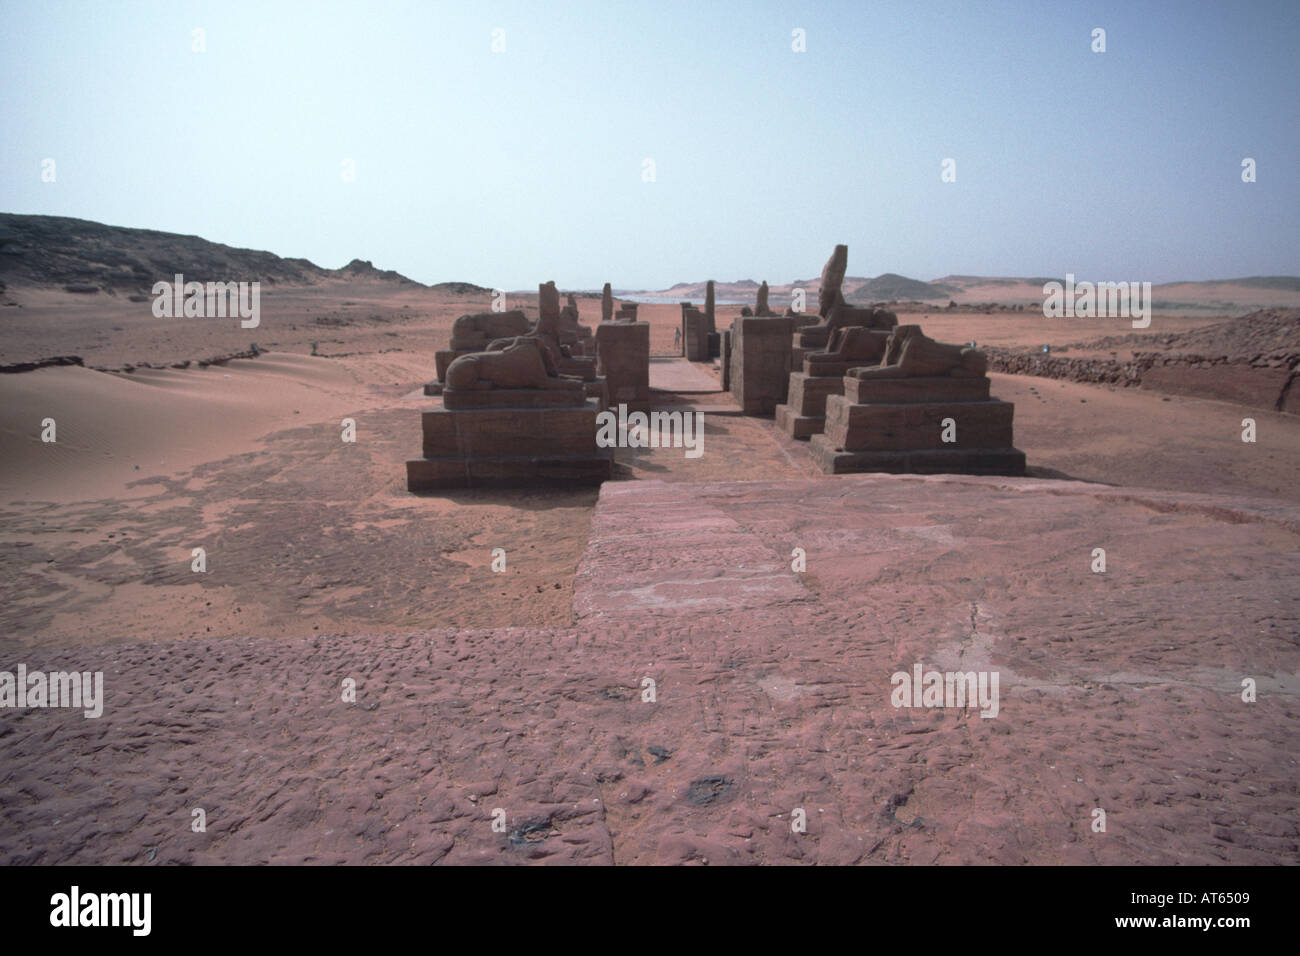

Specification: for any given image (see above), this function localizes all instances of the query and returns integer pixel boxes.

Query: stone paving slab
[649,357,722,393]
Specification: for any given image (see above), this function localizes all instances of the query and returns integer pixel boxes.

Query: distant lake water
[616,294,751,305]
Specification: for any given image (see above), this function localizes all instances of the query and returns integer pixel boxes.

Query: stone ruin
[594,284,640,323]
[595,318,650,411]
[428,309,532,394]
[681,280,718,361]
[601,282,639,322]
[560,294,595,354]
[427,284,603,400]
[776,315,897,439]
[728,313,794,414]
[793,244,898,359]
[410,246,1023,490]
[768,244,1024,474]
[408,283,614,490]
[772,247,898,437]
[505,282,604,406]
[808,324,1025,475]
[408,280,663,489]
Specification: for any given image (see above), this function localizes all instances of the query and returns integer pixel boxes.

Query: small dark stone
[508,818,556,848]
[686,775,734,806]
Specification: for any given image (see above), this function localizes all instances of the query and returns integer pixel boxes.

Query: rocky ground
[983,310,1300,412]
[1,475,1295,865]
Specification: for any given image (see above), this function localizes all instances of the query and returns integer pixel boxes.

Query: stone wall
[595,320,650,411]
[729,316,794,415]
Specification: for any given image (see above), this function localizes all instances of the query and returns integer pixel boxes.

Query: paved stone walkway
[649,357,722,393]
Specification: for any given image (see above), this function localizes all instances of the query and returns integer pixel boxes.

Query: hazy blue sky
[2,0,1296,289]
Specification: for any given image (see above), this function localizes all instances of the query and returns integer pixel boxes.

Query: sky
[1,0,1297,289]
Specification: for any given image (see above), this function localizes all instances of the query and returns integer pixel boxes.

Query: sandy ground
[1,284,1296,864]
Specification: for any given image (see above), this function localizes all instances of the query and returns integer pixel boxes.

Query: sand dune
[0,354,363,501]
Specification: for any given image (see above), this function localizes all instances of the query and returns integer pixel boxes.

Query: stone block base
[442,388,588,410]
[786,372,845,418]
[822,395,1015,452]
[775,371,848,438]
[419,402,603,458]
[595,321,650,411]
[409,400,612,489]
[683,311,709,361]
[807,440,1026,476]
[406,453,613,490]
[773,404,823,439]
[843,376,991,405]
[812,384,1025,476]
[730,316,794,416]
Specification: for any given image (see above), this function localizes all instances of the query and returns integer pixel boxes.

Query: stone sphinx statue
[851,325,988,379]
[444,336,584,391]
[799,245,898,347]
[486,282,598,380]
[449,310,531,351]
[805,324,893,374]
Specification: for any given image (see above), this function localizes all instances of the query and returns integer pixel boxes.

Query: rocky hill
[0,213,425,294]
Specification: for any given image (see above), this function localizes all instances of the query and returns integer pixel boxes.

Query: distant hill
[656,279,761,300]
[1205,276,1300,292]
[429,281,493,295]
[646,273,973,305]
[846,273,958,302]
[638,271,1300,312]
[0,213,425,294]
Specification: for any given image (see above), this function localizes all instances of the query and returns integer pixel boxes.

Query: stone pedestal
[798,326,834,350]
[706,331,720,359]
[435,349,465,381]
[427,348,473,393]
[729,316,794,415]
[595,321,650,411]
[809,376,1025,475]
[787,316,822,369]
[407,390,613,490]
[682,310,709,362]
[774,372,845,439]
